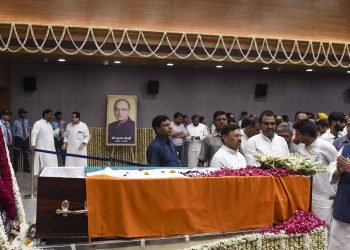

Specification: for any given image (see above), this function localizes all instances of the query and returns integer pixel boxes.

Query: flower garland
[0,129,16,221]
[256,154,325,175]
[0,23,350,67]
[184,211,327,250]
[0,128,30,249]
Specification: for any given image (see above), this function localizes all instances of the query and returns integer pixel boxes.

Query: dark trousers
[54,138,65,165]
[13,137,30,173]
[175,145,184,165]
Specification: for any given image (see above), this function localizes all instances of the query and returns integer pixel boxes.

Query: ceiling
[1,51,350,76]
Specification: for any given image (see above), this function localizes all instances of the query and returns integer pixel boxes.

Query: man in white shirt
[320,111,345,144]
[31,109,60,175]
[294,120,337,228]
[170,112,187,165]
[62,112,90,167]
[240,118,260,154]
[211,124,246,169]
[245,110,289,166]
[186,115,208,167]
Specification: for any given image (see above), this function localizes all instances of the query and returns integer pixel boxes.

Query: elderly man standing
[107,98,135,144]
[277,122,299,153]
[31,109,59,175]
[198,111,227,167]
[186,114,208,167]
[62,112,90,167]
[294,120,337,228]
[245,110,289,166]
[210,124,246,169]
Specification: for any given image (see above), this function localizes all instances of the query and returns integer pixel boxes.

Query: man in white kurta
[294,120,338,228]
[31,109,59,175]
[210,124,246,169]
[62,112,90,166]
[245,111,289,167]
[186,115,208,167]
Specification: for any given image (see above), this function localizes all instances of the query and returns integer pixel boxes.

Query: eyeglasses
[116,108,130,112]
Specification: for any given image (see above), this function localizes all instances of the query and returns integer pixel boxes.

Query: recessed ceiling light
[58,58,65,62]
[167,63,174,67]
[347,70,350,74]
[262,66,269,70]
[43,58,48,63]
[114,60,121,64]
[306,68,313,72]
[216,65,223,69]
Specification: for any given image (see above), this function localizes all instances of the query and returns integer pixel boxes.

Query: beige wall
[0,0,349,42]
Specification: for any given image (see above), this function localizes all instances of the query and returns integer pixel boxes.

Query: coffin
[35,167,88,240]
[35,167,311,241]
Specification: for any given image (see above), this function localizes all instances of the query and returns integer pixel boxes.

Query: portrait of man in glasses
[107,97,136,145]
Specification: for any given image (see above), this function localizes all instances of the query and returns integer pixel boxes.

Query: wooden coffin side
[35,177,88,239]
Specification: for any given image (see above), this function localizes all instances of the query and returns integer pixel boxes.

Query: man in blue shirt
[146,115,180,167]
[12,108,30,173]
[1,110,12,148]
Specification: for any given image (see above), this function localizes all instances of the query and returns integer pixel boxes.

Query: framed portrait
[106,95,137,146]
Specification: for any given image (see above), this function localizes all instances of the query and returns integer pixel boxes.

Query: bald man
[107,99,135,144]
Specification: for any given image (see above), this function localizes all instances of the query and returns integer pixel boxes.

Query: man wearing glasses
[107,99,135,144]
[210,124,246,169]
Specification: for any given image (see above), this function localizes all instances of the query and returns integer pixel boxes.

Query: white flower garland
[0,22,350,67]
[184,227,327,250]
[0,142,31,249]
[0,216,10,249]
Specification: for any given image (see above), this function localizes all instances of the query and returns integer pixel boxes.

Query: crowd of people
[146,110,350,248]
[2,107,350,247]
[0,108,90,175]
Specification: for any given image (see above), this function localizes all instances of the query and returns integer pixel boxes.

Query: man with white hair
[277,122,298,153]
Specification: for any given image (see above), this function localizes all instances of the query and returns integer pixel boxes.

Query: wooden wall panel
[320,0,350,13]
[173,0,250,35]
[250,4,319,40]
[0,0,87,26]
[319,11,350,42]
[251,0,319,10]
[0,0,350,41]
[87,0,173,31]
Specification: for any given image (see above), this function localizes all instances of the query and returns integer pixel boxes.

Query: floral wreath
[0,128,31,249]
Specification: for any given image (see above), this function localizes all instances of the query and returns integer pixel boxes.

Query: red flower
[0,128,17,220]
